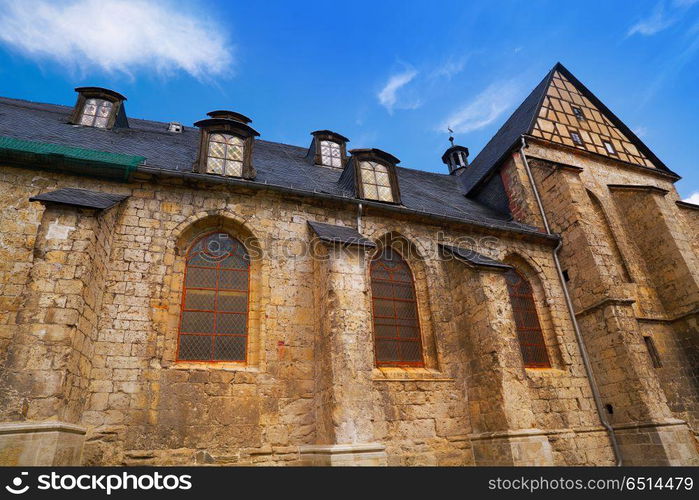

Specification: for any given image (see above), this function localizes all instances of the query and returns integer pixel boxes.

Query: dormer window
[69,87,128,129]
[339,148,401,204]
[207,133,244,176]
[309,130,349,169]
[194,110,259,179]
[80,98,113,128]
[360,161,394,202]
[320,140,342,168]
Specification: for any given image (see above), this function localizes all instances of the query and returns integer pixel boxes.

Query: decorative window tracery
[178,232,250,362]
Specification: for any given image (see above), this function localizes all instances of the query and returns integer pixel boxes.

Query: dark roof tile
[307,221,376,247]
[29,188,129,210]
[440,243,512,271]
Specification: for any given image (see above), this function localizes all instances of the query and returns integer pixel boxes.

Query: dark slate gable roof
[29,188,128,210]
[0,94,543,237]
[439,244,512,271]
[459,67,553,195]
[460,62,678,196]
[307,221,376,247]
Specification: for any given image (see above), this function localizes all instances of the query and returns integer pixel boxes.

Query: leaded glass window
[79,98,113,128]
[320,140,342,168]
[504,269,551,368]
[178,232,250,362]
[360,161,394,202]
[207,133,244,177]
[370,248,424,366]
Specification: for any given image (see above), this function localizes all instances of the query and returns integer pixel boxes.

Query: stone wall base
[298,443,387,466]
[614,418,699,465]
[470,428,554,466]
[0,422,86,466]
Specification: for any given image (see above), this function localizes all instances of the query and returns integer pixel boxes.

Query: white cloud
[377,68,419,113]
[684,191,699,204]
[628,4,675,36]
[431,57,467,80]
[633,126,648,138]
[0,0,234,78]
[628,0,699,37]
[438,80,520,134]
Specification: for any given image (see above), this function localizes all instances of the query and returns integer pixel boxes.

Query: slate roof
[439,244,512,271]
[307,221,376,247]
[459,67,552,195]
[460,62,678,196]
[29,188,129,210]
[0,93,545,238]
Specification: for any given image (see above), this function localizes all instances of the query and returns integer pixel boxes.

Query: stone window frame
[310,130,349,169]
[193,117,259,180]
[69,87,126,130]
[159,213,266,370]
[502,253,562,370]
[367,233,440,373]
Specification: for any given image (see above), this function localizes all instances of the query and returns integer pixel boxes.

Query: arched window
[206,133,245,177]
[504,268,551,368]
[370,248,423,366]
[178,232,250,362]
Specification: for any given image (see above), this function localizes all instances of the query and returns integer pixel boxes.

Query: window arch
[504,268,551,368]
[177,231,250,362]
[370,247,424,366]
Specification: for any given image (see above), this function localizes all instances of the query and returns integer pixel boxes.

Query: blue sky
[0,0,697,201]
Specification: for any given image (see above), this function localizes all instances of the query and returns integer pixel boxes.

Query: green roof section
[0,135,146,180]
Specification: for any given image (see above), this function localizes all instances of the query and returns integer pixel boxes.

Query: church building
[0,63,697,465]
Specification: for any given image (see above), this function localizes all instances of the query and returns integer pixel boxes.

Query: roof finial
[447,126,455,147]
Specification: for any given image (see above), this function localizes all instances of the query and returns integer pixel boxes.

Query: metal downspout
[518,136,623,466]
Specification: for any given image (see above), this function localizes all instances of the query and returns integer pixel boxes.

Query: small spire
[447,126,455,147]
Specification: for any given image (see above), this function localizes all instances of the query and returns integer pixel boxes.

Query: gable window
[207,133,244,177]
[504,268,551,368]
[178,232,250,362]
[320,140,343,168]
[370,247,424,366]
[572,106,585,120]
[360,161,394,202]
[79,98,113,128]
[603,140,617,155]
[570,129,584,146]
